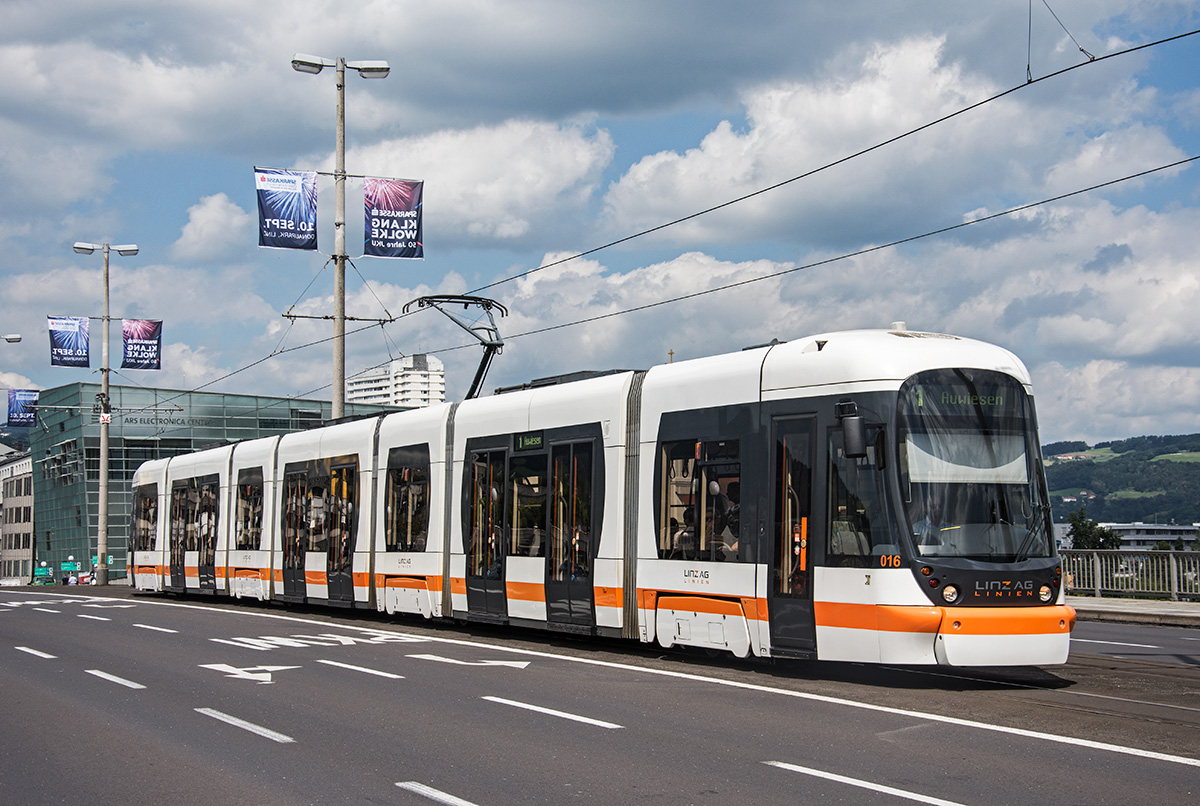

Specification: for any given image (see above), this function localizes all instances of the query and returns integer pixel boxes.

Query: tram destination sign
[515,430,544,451]
[915,382,1021,416]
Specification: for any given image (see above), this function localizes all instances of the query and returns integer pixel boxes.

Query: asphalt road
[2,588,1197,805]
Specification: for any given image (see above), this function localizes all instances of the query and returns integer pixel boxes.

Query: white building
[1,451,34,585]
[345,354,446,408]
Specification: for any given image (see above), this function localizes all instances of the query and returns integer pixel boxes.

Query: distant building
[346,354,446,408]
[1101,522,1200,550]
[29,382,391,583]
[1,451,33,585]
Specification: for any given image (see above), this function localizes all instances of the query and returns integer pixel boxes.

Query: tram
[129,326,1074,666]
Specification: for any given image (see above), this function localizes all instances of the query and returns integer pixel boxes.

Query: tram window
[658,439,741,562]
[827,428,889,566]
[511,453,547,557]
[468,450,507,579]
[385,445,431,552]
[235,468,264,551]
[133,485,157,551]
[551,442,593,580]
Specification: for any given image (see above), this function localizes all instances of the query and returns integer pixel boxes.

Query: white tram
[130,327,1075,666]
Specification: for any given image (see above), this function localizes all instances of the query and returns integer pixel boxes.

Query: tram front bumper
[933,604,1076,666]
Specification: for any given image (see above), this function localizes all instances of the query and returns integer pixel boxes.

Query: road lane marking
[195,707,295,743]
[395,781,480,806]
[766,761,967,806]
[1072,638,1160,649]
[85,669,146,689]
[316,659,404,679]
[15,646,56,659]
[133,623,178,633]
[33,608,60,613]
[482,696,622,729]
[408,653,530,669]
[111,594,1200,768]
[78,614,111,621]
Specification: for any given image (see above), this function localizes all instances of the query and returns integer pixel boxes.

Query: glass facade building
[31,382,394,582]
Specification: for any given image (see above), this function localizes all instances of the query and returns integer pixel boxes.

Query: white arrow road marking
[406,653,530,669]
[199,663,301,684]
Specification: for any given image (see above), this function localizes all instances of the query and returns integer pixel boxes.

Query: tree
[1066,508,1123,550]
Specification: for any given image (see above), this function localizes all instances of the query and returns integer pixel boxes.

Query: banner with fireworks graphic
[121,319,162,370]
[48,316,90,367]
[364,177,423,258]
[6,389,38,427]
[255,167,318,250]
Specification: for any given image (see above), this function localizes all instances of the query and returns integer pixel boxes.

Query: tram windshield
[897,369,1054,562]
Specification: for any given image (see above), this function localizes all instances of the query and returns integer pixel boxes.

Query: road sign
[61,562,80,571]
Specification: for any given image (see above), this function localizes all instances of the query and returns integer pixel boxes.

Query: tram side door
[325,462,357,604]
[281,471,307,601]
[466,450,508,617]
[768,417,817,653]
[196,476,218,590]
[168,481,188,589]
[546,442,595,628]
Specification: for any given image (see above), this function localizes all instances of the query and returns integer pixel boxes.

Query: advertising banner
[121,319,162,370]
[255,168,318,250]
[7,389,38,427]
[364,177,423,258]
[48,316,90,367]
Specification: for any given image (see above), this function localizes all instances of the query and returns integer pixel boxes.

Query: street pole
[98,243,111,585]
[291,54,388,421]
[333,57,347,420]
[72,240,137,587]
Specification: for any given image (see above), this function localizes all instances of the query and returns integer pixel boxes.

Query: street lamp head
[347,60,390,78]
[291,53,334,74]
[114,244,139,256]
[73,242,100,255]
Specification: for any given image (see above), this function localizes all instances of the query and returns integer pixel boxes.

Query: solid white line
[133,623,178,633]
[395,782,480,805]
[115,593,1200,768]
[33,608,60,613]
[195,708,295,743]
[1072,638,1159,649]
[766,761,967,806]
[85,669,146,689]
[78,614,111,621]
[15,646,56,659]
[316,659,404,679]
[482,695,622,729]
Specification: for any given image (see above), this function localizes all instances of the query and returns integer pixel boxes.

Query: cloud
[345,120,614,246]
[172,193,253,262]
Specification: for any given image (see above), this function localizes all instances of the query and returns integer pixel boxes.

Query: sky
[2,1,1199,445]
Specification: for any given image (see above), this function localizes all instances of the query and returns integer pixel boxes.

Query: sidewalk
[1067,594,1200,629]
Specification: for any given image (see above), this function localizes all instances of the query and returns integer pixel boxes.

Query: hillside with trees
[1043,434,1200,524]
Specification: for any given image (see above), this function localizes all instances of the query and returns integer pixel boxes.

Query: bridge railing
[1061,549,1200,601]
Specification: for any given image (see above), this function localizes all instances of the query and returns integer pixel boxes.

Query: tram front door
[545,442,595,628]
[768,417,817,653]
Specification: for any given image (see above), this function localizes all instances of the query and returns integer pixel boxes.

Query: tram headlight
[941,584,959,603]
[1039,584,1053,602]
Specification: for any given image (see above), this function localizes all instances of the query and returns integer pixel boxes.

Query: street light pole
[291,53,389,420]
[72,241,138,586]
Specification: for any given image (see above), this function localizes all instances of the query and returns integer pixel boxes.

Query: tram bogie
[130,328,1075,666]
